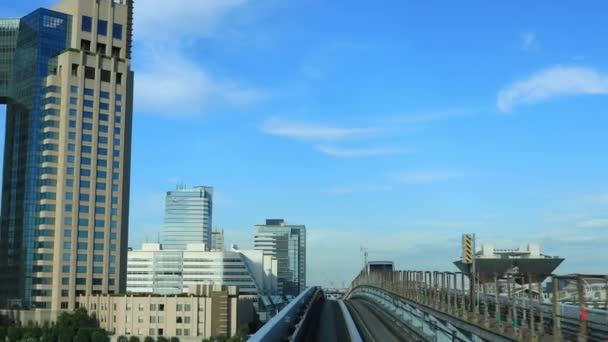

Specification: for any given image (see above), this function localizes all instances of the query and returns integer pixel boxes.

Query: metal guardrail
[338,299,363,342]
[249,286,320,342]
[346,270,608,342]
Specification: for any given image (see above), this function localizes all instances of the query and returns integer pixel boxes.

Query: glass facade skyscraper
[254,219,306,296]
[162,186,213,250]
[0,0,134,311]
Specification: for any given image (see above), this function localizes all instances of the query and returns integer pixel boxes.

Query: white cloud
[521,32,538,51]
[317,145,401,158]
[577,219,608,229]
[136,51,263,116]
[135,0,247,41]
[326,184,392,195]
[389,108,475,125]
[586,193,608,204]
[394,171,463,184]
[261,117,380,141]
[497,65,608,112]
[133,0,263,116]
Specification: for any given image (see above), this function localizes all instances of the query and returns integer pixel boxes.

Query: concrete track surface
[346,298,423,342]
[304,298,351,342]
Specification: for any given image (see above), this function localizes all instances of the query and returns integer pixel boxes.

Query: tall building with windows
[0,0,134,313]
[254,219,306,296]
[210,229,224,251]
[162,186,213,250]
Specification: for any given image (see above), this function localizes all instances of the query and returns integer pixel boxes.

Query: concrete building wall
[76,285,247,338]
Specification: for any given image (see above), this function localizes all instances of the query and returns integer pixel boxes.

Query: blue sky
[3,0,608,287]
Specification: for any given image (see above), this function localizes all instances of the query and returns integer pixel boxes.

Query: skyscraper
[210,229,224,251]
[162,186,213,250]
[0,0,133,312]
[254,219,306,296]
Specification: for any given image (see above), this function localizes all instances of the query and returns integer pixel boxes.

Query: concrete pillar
[576,276,588,342]
[551,275,562,339]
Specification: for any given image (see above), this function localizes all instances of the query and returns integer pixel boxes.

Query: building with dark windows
[0,0,134,316]
[162,186,213,250]
[254,219,306,296]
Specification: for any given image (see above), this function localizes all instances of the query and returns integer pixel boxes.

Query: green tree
[117,336,128,342]
[90,330,108,342]
[7,326,22,342]
[40,330,58,342]
[0,326,7,342]
[57,330,74,342]
[169,337,179,342]
[74,329,91,342]
[143,337,154,342]
[128,336,141,342]
[156,336,168,342]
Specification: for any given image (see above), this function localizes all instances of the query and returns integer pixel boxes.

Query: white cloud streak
[135,0,247,41]
[394,171,463,184]
[521,32,538,51]
[261,117,380,141]
[326,184,392,195]
[497,65,608,112]
[136,51,263,116]
[577,219,608,229]
[317,145,401,158]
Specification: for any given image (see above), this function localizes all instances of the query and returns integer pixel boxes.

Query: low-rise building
[77,285,255,340]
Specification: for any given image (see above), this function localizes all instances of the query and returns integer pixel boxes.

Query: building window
[82,16,92,32]
[175,329,182,336]
[149,316,156,323]
[85,66,95,79]
[183,329,189,337]
[101,70,111,83]
[113,23,123,40]
[98,20,108,36]
[183,316,191,324]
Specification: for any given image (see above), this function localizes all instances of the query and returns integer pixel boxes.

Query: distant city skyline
[2,0,607,288]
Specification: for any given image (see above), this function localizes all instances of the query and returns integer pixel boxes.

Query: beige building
[77,285,254,339]
[0,0,134,315]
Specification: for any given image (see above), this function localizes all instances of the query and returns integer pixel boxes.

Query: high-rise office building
[254,219,306,296]
[210,229,224,251]
[162,186,213,250]
[0,0,133,312]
